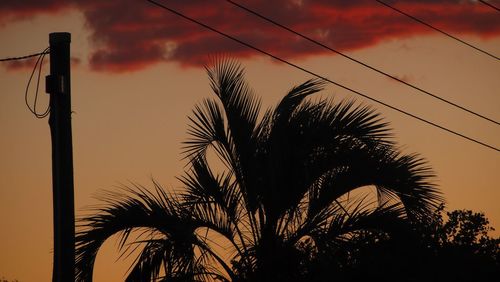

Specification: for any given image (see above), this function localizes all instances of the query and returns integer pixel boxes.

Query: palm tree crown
[76,60,442,281]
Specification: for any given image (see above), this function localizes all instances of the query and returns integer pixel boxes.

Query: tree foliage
[75,60,443,281]
[326,205,500,282]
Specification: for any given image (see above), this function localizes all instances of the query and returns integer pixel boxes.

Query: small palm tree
[76,60,442,281]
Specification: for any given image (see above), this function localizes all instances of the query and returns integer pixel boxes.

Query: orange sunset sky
[0,0,499,281]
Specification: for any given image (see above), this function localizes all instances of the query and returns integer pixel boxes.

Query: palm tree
[75,60,442,281]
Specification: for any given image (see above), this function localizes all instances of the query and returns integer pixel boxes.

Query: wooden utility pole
[46,32,75,282]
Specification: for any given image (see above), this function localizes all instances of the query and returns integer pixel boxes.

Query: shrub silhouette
[332,205,500,282]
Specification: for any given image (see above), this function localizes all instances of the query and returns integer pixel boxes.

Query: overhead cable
[376,0,499,61]
[145,0,499,153]
[25,47,50,118]
[0,50,50,62]
[479,0,500,12]
[226,0,499,126]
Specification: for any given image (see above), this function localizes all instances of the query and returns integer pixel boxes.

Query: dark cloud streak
[1,0,499,72]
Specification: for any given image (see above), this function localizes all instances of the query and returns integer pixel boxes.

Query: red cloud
[0,0,71,24]
[1,0,499,72]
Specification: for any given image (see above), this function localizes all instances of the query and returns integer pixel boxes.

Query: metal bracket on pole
[45,75,68,94]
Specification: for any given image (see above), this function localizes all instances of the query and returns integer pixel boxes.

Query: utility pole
[46,32,75,282]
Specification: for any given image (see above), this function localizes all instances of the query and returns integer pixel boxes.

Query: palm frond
[125,239,171,282]
[183,98,228,163]
[179,156,240,237]
[373,151,442,220]
[273,78,327,124]
[259,98,393,222]
[205,59,263,214]
[205,59,261,143]
[76,185,195,281]
[178,155,258,272]
[306,144,441,222]
[310,200,407,248]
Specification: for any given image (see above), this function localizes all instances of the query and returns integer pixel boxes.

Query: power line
[225,0,500,126]
[0,50,50,62]
[0,48,51,118]
[25,47,50,118]
[376,0,499,61]
[145,0,499,153]
[479,0,500,12]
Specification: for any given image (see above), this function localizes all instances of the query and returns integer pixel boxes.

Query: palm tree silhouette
[75,60,442,281]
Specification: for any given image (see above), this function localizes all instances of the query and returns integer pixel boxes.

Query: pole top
[49,32,71,44]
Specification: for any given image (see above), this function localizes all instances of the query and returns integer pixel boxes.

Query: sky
[0,0,499,281]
